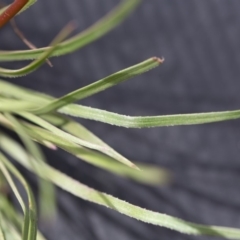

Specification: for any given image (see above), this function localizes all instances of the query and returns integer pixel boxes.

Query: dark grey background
[1,0,240,239]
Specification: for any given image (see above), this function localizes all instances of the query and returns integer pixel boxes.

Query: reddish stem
[0,0,28,29]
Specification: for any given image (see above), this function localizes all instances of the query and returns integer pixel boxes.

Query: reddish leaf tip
[152,57,165,64]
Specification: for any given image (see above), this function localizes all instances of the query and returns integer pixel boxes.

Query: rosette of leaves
[0,0,240,240]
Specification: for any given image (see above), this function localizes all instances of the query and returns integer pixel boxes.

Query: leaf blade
[32,57,163,114]
[2,136,240,239]
[0,0,141,62]
[1,80,240,128]
[0,22,75,78]
[18,112,137,168]
[0,152,37,240]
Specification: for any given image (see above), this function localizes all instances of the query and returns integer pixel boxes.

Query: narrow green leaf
[0,152,37,240]
[21,209,30,240]
[4,113,45,165]
[0,195,23,236]
[59,105,240,128]
[0,121,165,184]
[0,22,75,78]
[0,214,20,240]
[1,80,240,128]
[0,195,46,240]
[32,57,163,114]
[62,146,170,185]
[3,114,56,223]
[0,80,51,103]
[0,99,36,111]
[41,114,170,185]
[0,160,25,213]
[18,112,137,169]
[0,112,138,171]
[2,136,240,239]
[0,213,6,240]
[0,0,141,62]
[19,112,112,153]
[48,113,137,163]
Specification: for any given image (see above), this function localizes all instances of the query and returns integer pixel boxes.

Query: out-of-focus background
[1,0,240,239]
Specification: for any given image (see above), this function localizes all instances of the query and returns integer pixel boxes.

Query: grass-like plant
[0,0,240,239]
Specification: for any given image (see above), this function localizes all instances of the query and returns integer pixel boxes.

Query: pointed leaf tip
[132,163,140,170]
[152,57,164,64]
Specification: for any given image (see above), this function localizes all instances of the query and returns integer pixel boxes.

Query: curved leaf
[32,57,163,114]
[0,22,75,78]
[0,152,37,240]
[1,80,240,128]
[0,0,141,62]
[2,136,240,239]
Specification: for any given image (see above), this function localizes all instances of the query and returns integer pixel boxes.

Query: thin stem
[10,18,53,67]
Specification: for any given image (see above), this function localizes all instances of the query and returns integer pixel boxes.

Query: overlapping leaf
[1,79,240,128]
[4,113,56,221]
[0,195,46,240]
[1,135,240,240]
[1,0,239,239]
[0,152,37,240]
[0,0,140,62]
[0,22,75,78]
